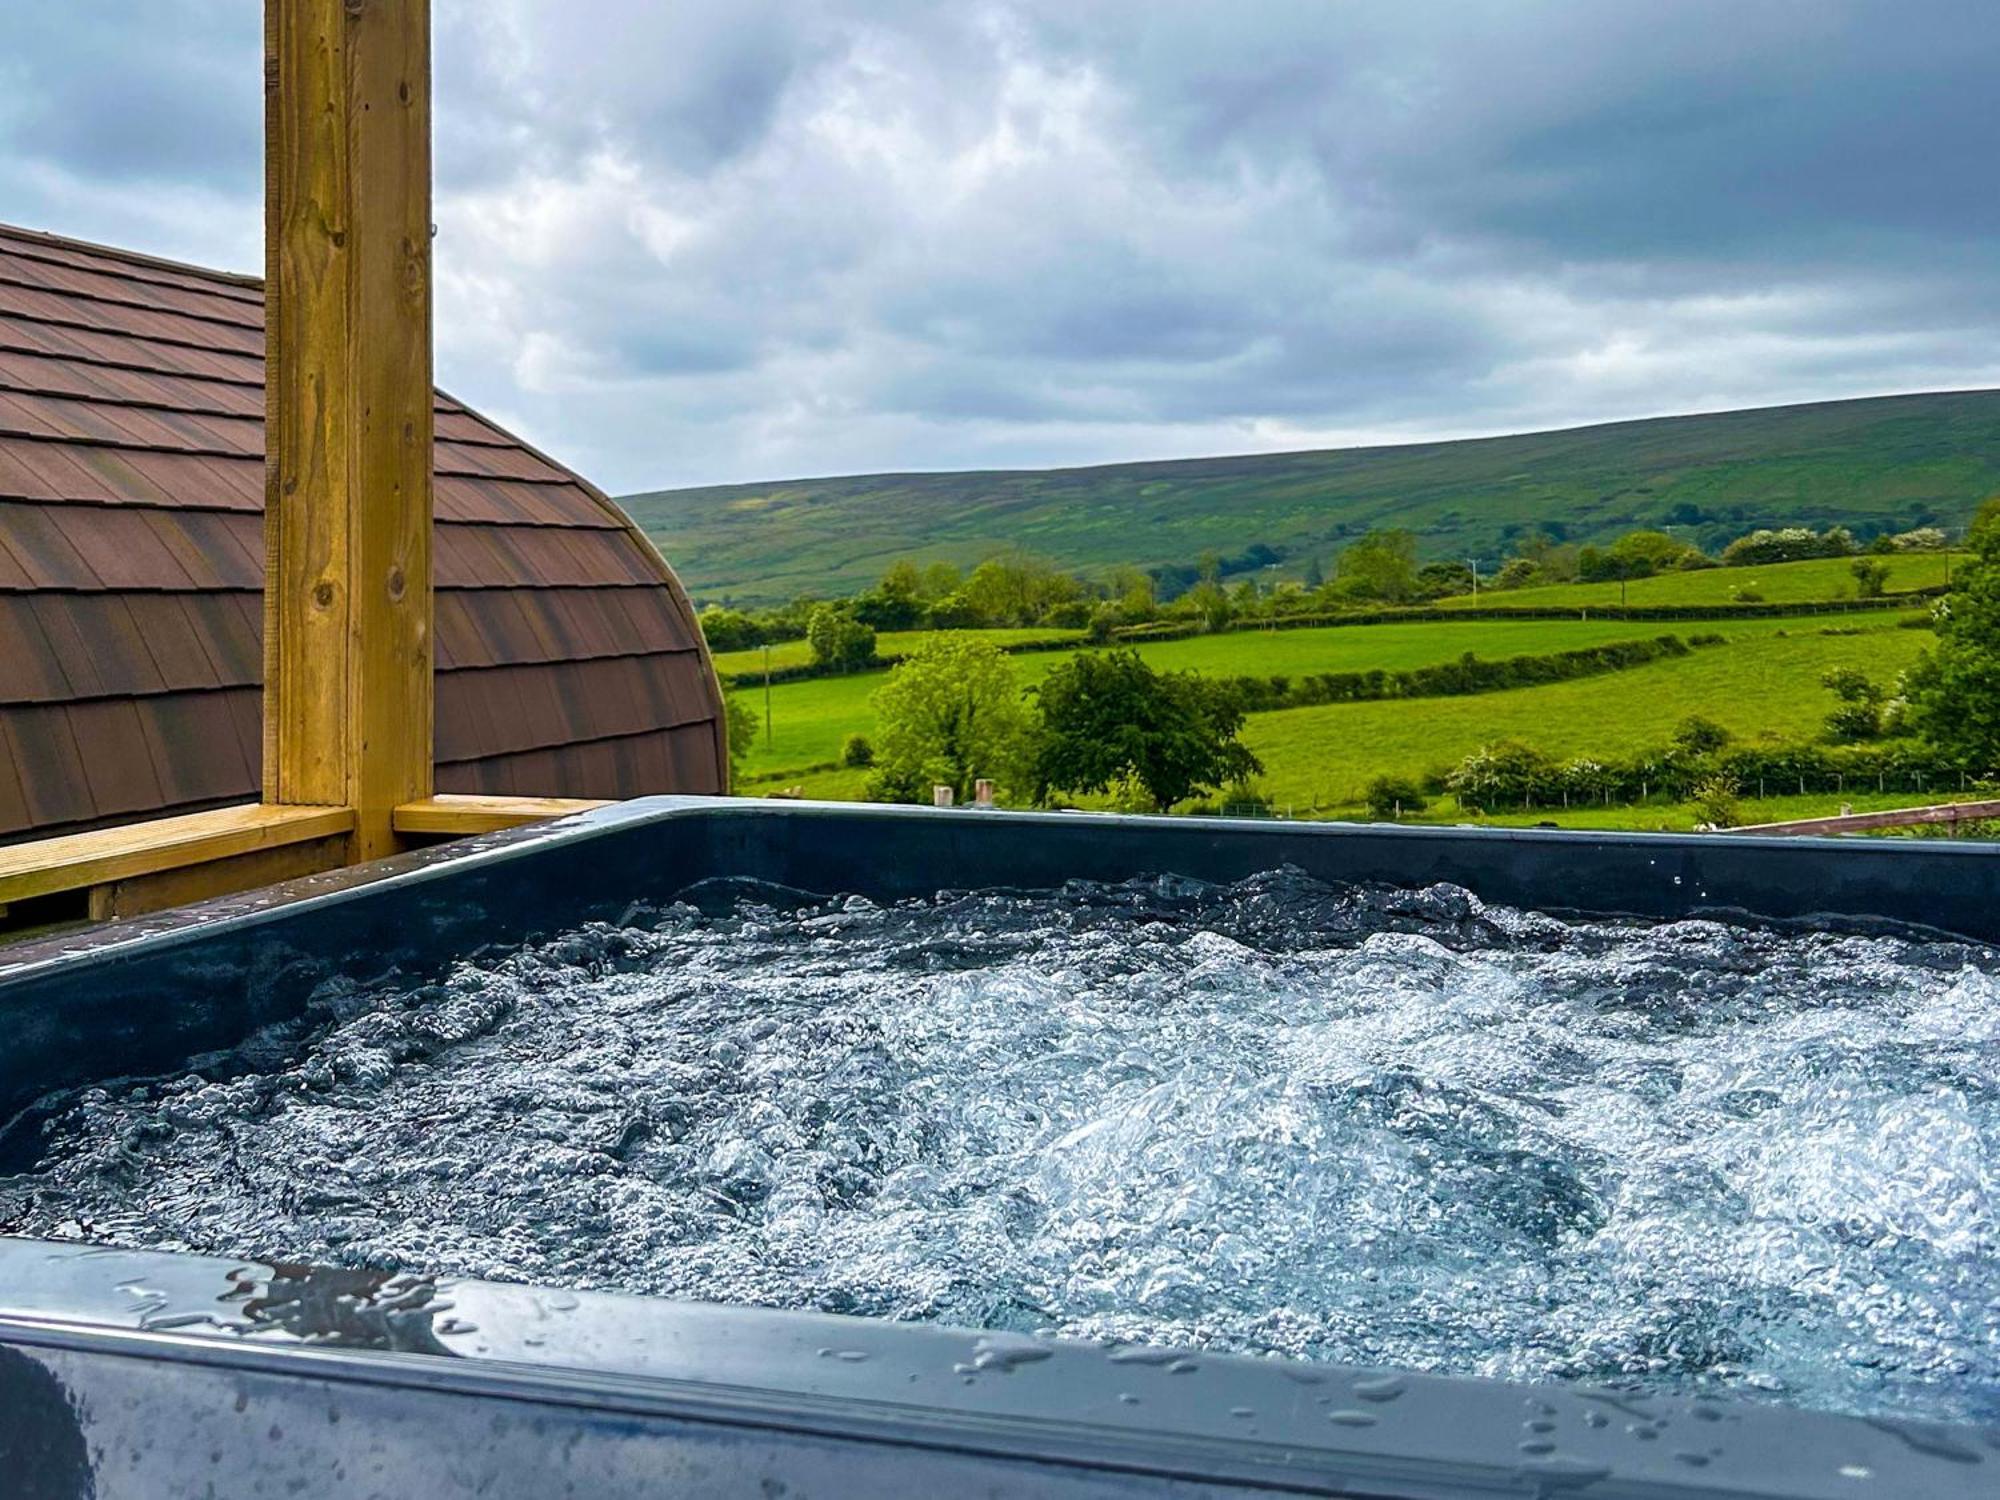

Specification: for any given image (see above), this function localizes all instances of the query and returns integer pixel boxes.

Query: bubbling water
[3,870,1996,1425]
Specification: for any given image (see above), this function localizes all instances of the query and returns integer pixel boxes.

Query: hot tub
[0,798,1994,1498]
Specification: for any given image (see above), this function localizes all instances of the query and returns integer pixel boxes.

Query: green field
[711,627,1082,680]
[1443,551,1953,610]
[1240,628,1933,811]
[732,615,1930,807]
[627,389,2000,603]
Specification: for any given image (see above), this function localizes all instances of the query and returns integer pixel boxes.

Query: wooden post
[264,0,435,862]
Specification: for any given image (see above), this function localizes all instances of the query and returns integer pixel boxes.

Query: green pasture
[1441,552,1952,610]
[1239,628,1934,811]
[731,616,1920,784]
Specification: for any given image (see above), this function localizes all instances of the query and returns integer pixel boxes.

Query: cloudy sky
[4,1,1996,491]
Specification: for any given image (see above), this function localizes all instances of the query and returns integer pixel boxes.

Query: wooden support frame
[264,0,435,862]
[0,1,670,937]
[0,805,355,912]
[394,795,611,837]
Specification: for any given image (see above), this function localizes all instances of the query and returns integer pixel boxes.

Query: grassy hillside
[731,614,1917,787]
[625,389,2000,603]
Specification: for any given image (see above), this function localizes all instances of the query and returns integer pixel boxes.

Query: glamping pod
[0,222,728,851]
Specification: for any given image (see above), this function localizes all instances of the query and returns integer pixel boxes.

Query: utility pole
[763,642,774,747]
[1466,558,1480,600]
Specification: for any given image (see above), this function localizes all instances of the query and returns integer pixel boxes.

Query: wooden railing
[1724,799,2000,837]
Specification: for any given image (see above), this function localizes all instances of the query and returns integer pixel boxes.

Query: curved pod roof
[0,223,727,844]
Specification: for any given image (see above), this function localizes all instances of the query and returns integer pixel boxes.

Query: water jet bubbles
[1326,1410,1378,1428]
[8,870,1997,1427]
[1352,1374,1407,1402]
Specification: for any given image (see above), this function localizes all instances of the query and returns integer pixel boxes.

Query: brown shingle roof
[0,222,727,844]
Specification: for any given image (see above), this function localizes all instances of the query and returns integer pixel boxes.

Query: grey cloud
[1,1,1995,493]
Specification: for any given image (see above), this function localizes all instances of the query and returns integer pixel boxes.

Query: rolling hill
[621,389,2000,604]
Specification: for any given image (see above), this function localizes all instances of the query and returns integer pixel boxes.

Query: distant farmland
[727,558,1939,832]
[627,388,2000,604]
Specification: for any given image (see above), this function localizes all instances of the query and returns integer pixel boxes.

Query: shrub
[1691,774,1743,829]
[1906,497,2000,767]
[1721,526,1856,567]
[1672,716,1733,757]
[841,734,875,768]
[1445,741,1557,812]
[1851,558,1890,598]
[1822,668,1884,742]
[1364,776,1429,820]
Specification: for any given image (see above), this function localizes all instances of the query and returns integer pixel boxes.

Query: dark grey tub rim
[6,794,2000,981]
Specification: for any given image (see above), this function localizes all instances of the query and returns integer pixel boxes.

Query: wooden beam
[1723,798,2000,837]
[0,805,355,908]
[265,0,435,862]
[393,794,611,837]
[87,835,351,922]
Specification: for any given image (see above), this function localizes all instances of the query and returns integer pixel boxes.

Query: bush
[1851,558,1890,598]
[1672,715,1733,756]
[1445,741,1557,812]
[1721,526,1856,567]
[1691,774,1743,829]
[1365,775,1429,820]
[1906,497,2000,767]
[1821,668,1885,742]
[841,734,875,768]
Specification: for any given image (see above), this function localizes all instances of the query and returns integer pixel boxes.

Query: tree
[1301,555,1325,590]
[1906,499,2000,765]
[960,551,1083,627]
[723,689,759,783]
[1031,650,1262,812]
[1332,529,1419,603]
[852,560,927,629]
[698,606,764,653]
[1182,578,1233,632]
[1107,566,1158,623]
[805,604,877,672]
[1822,668,1886,742]
[1851,557,1890,598]
[1416,561,1474,599]
[866,638,1030,803]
